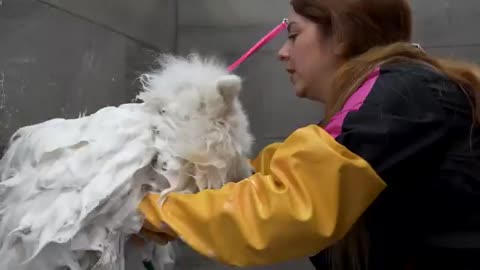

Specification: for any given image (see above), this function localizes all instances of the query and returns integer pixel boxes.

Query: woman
[138,0,480,269]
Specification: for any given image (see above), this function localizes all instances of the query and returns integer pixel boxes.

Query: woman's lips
[287,69,295,81]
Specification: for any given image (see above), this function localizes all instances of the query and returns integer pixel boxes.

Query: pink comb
[227,18,288,72]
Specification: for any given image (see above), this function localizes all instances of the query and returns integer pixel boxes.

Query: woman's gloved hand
[140,224,177,246]
[136,141,283,248]
[136,195,178,246]
[131,229,174,247]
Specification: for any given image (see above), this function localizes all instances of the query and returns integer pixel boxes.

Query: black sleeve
[335,66,452,183]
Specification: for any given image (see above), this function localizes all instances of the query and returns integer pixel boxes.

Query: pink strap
[228,19,288,72]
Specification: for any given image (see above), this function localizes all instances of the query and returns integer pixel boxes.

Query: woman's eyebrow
[287,21,297,33]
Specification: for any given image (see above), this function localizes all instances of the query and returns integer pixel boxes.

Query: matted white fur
[0,54,254,270]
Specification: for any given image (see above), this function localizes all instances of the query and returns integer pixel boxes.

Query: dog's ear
[216,75,242,105]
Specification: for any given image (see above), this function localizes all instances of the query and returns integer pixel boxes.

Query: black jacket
[311,62,480,270]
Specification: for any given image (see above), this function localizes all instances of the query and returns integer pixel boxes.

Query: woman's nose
[278,42,290,62]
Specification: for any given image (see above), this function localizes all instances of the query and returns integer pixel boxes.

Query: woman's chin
[294,88,307,98]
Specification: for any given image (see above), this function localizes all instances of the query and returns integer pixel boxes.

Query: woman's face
[278,10,343,102]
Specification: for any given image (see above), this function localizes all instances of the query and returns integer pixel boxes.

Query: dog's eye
[159,109,166,114]
[161,161,168,171]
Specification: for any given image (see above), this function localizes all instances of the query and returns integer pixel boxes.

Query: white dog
[0,54,254,270]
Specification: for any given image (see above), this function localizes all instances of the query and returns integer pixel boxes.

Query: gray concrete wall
[0,0,168,149]
[412,0,480,63]
[1,0,480,270]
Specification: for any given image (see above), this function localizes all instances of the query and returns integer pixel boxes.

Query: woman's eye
[288,33,298,41]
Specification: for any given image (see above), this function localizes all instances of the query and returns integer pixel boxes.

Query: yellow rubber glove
[138,124,386,267]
